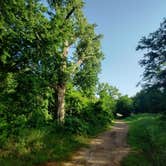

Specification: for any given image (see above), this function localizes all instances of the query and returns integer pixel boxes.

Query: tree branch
[65,6,75,20]
[71,56,95,73]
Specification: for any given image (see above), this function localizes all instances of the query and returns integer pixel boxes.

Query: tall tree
[47,0,103,123]
[136,18,166,89]
[97,83,120,115]
[0,0,103,125]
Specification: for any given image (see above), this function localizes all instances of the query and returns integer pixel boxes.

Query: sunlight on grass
[122,113,166,166]
[0,123,114,166]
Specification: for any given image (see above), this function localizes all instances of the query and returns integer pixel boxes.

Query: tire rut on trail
[44,120,130,166]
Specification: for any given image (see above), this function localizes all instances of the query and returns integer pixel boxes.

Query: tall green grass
[0,126,88,166]
[122,113,166,166]
[0,121,111,166]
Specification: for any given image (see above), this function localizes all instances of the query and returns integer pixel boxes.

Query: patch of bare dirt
[43,120,130,166]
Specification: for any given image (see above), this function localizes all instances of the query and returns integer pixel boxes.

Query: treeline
[112,20,166,117]
[122,20,166,166]
[115,19,166,117]
[133,87,166,114]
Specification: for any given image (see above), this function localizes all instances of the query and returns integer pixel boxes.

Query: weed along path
[44,121,130,166]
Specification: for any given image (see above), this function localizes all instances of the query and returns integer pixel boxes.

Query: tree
[115,95,133,117]
[0,0,103,126]
[96,83,120,117]
[136,18,166,89]
[133,87,166,114]
[97,83,120,99]
[136,18,166,115]
[47,0,103,123]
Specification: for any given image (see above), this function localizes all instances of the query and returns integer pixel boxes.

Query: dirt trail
[44,120,130,166]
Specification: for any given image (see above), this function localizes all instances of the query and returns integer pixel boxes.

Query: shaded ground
[43,120,130,166]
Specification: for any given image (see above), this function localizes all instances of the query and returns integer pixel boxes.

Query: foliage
[0,1,114,164]
[0,0,52,145]
[64,85,114,134]
[137,18,166,89]
[0,80,116,165]
[135,18,166,115]
[115,95,133,117]
[46,0,104,122]
[0,125,88,166]
[133,87,166,114]
[122,114,166,166]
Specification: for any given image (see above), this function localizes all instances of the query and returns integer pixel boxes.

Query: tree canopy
[137,18,166,89]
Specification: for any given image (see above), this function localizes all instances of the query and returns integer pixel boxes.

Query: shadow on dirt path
[43,120,130,166]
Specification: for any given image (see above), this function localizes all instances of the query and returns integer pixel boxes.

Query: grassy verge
[0,122,111,166]
[121,113,166,166]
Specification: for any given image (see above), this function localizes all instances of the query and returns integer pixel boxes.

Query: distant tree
[97,83,120,99]
[133,87,166,114]
[136,18,166,89]
[97,83,120,112]
[115,95,133,117]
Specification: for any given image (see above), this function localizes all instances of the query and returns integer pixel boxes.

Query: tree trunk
[57,84,66,123]
[56,41,69,123]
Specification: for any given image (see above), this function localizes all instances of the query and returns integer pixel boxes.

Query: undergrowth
[0,120,111,166]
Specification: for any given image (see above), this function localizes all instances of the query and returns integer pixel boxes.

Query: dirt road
[45,120,130,166]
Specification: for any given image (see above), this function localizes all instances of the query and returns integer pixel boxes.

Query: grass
[0,128,86,166]
[122,113,166,166]
[0,122,111,166]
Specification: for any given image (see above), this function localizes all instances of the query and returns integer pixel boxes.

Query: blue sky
[83,0,166,96]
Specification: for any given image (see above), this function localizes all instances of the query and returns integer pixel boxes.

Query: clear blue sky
[83,0,166,96]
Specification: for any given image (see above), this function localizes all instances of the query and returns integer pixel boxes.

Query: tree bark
[57,84,66,123]
[56,41,69,123]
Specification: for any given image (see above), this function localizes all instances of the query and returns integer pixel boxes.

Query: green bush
[65,88,113,135]
[64,116,89,134]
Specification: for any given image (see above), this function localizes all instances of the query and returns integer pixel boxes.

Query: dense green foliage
[133,87,166,114]
[0,126,88,166]
[122,114,166,166]
[0,1,118,164]
[115,95,133,117]
[65,82,121,134]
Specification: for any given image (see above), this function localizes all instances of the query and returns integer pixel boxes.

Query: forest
[0,0,165,166]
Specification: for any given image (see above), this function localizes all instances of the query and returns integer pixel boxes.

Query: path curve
[44,120,130,166]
